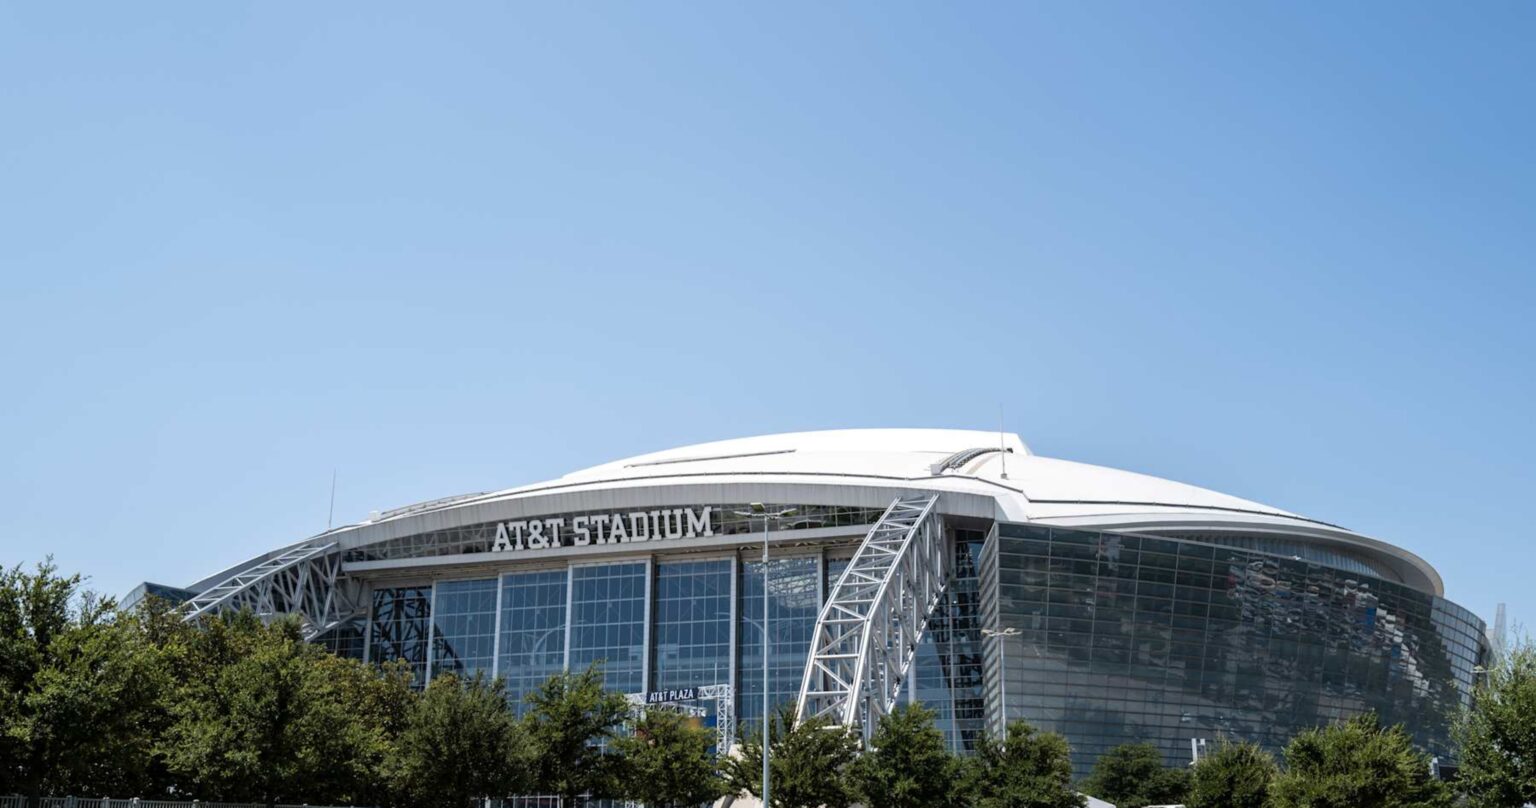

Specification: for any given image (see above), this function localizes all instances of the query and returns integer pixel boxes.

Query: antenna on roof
[999,405,1008,480]
[1491,602,1508,660]
[327,469,337,531]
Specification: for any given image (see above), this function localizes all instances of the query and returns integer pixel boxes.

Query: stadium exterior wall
[162,429,1488,774]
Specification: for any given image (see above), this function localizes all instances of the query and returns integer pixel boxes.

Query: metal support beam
[181,543,365,641]
[795,494,948,737]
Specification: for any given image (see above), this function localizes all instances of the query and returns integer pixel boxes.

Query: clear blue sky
[1,3,1532,632]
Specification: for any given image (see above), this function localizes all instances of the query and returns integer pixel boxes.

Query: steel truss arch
[796,494,949,736]
[181,543,365,641]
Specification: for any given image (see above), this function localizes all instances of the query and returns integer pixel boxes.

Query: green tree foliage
[723,704,860,808]
[331,657,416,808]
[391,672,529,808]
[160,612,393,807]
[1456,640,1536,808]
[612,706,724,808]
[960,720,1085,808]
[0,561,171,800]
[1185,741,1276,808]
[1269,713,1451,808]
[521,663,632,807]
[851,703,962,808]
[1080,742,1190,808]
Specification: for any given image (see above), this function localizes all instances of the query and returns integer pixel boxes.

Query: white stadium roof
[192,428,1444,596]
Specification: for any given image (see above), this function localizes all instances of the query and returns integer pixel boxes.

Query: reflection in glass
[369,586,432,687]
[499,569,568,716]
[988,523,1486,775]
[431,578,498,680]
[653,559,733,690]
[738,555,820,728]
[569,562,648,694]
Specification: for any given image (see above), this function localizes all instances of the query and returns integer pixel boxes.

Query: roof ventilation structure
[929,446,1012,475]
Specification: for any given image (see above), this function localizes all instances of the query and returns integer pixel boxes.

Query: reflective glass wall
[568,562,649,694]
[498,570,568,717]
[431,578,499,679]
[653,559,733,691]
[738,556,821,728]
[898,531,987,753]
[369,586,432,685]
[983,522,1486,774]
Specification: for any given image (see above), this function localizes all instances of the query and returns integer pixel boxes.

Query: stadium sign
[645,688,699,704]
[491,506,714,552]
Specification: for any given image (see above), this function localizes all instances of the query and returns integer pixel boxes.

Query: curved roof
[191,428,1445,596]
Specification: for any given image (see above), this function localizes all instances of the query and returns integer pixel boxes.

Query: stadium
[133,429,1488,773]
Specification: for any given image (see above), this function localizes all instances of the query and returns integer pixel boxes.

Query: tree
[1455,639,1536,808]
[160,612,391,807]
[329,656,417,808]
[960,720,1085,808]
[392,672,528,808]
[521,664,632,807]
[0,561,171,801]
[1080,742,1190,808]
[851,703,962,808]
[1185,741,1276,808]
[723,704,860,808]
[612,706,724,808]
[1269,713,1452,808]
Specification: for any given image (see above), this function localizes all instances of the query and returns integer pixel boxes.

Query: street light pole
[980,626,1020,734]
[734,503,797,808]
[762,512,770,808]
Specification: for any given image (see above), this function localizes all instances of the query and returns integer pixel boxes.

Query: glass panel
[369,586,432,687]
[991,523,1486,776]
[569,562,648,694]
[898,533,987,753]
[652,559,733,690]
[431,578,498,680]
[498,569,568,716]
[739,555,820,729]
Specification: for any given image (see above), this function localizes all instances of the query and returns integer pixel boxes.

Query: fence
[1,799,365,808]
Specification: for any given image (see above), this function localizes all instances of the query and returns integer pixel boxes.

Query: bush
[1269,713,1451,808]
[1185,741,1276,808]
[1080,742,1189,808]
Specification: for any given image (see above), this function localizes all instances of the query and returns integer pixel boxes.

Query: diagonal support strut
[795,493,948,737]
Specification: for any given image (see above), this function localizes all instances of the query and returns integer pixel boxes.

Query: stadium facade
[141,429,1488,772]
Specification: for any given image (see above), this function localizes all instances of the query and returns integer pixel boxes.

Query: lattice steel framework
[796,494,948,736]
[625,683,736,752]
[181,543,365,641]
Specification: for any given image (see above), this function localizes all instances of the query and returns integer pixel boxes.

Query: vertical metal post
[998,633,1006,728]
[563,566,576,672]
[728,554,739,737]
[491,572,506,680]
[643,555,655,694]
[762,515,772,808]
[425,581,438,685]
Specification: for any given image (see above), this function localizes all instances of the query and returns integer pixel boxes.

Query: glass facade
[984,522,1486,774]
[738,555,822,729]
[498,569,568,716]
[368,585,432,685]
[314,615,367,661]
[653,559,734,691]
[431,578,499,679]
[357,516,1482,775]
[568,562,649,694]
[898,531,988,753]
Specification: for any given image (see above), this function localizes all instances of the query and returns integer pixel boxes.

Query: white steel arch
[181,543,365,641]
[795,494,949,736]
